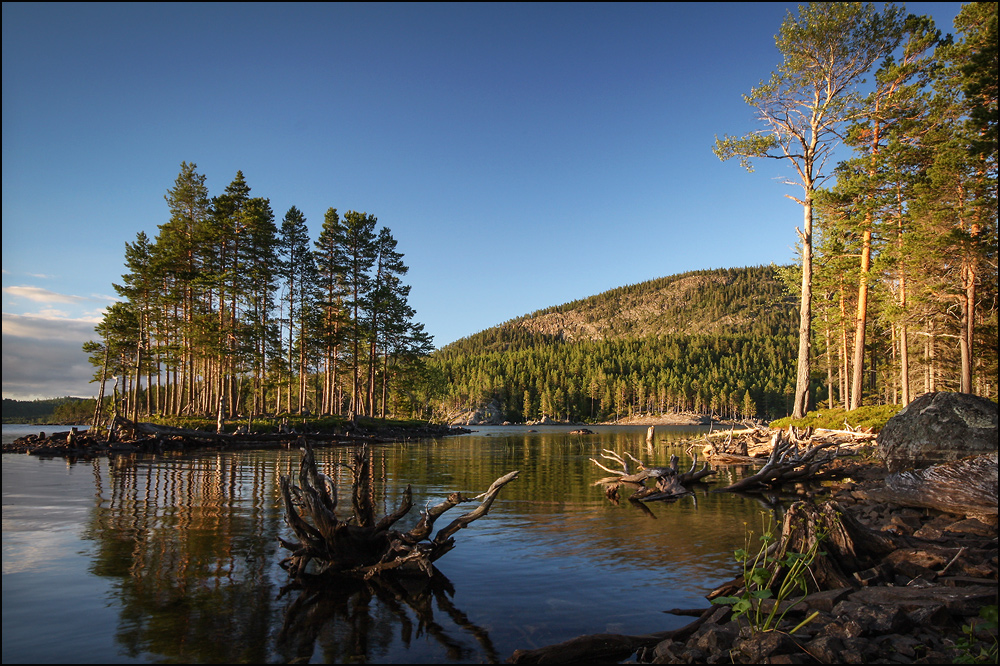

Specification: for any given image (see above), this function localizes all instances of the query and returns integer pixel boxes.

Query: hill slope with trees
[427,265,801,423]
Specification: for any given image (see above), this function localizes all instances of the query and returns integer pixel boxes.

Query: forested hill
[443,266,795,353]
[428,265,801,423]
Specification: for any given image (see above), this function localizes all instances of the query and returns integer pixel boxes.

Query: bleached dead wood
[868,453,998,519]
[717,429,839,492]
[591,450,715,502]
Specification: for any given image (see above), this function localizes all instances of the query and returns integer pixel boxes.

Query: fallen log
[867,453,998,519]
[507,608,714,664]
[279,439,518,581]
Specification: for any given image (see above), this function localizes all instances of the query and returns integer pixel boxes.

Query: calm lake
[2,424,770,664]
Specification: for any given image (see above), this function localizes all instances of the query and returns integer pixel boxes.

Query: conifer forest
[87,166,435,424]
[89,2,996,425]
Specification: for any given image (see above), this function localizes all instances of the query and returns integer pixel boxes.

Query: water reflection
[3,426,768,663]
[279,573,499,663]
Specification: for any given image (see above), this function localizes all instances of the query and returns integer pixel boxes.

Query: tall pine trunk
[793,197,813,419]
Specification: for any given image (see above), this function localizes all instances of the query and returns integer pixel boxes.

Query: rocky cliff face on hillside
[509,270,790,342]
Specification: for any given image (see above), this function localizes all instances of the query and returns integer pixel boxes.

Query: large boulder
[877,392,998,473]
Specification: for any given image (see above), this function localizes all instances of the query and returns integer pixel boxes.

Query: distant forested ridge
[428,266,801,422]
[2,397,95,424]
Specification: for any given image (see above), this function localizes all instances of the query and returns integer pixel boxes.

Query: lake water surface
[2,424,769,663]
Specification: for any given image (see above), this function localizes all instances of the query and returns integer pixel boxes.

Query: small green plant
[954,605,998,664]
[712,512,825,634]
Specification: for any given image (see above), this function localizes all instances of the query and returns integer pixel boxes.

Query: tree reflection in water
[278,570,500,663]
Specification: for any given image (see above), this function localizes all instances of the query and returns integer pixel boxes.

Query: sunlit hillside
[429,265,800,423]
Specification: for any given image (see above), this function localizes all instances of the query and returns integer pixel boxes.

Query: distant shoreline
[598,413,737,427]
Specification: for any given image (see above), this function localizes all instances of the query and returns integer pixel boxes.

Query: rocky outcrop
[877,392,998,473]
[448,399,505,426]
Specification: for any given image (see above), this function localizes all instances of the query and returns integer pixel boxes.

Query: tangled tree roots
[279,439,519,581]
[591,449,715,502]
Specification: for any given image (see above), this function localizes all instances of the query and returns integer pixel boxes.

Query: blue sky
[2,2,963,400]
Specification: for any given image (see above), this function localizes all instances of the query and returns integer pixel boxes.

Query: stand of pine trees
[86,166,434,425]
[716,2,997,417]
[811,2,997,409]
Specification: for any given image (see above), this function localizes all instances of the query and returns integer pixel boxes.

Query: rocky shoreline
[509,457,997,664]
[2,421,471,458]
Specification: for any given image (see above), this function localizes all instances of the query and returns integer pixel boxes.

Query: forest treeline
[430,3,998,424]
[1,397,94,424]
[87,166,434,426]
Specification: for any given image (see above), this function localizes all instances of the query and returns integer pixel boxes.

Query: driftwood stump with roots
[591,449,715,502]
[279,440,519,581]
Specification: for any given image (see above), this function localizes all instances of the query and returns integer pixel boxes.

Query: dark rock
[853,562,893,586]
[692,625,737,653]
[734,631,794,662]
[840,637,878,664]
[945,517,996,536]
[831,601,908,634]
[917,649,955,663]
[803,635,845,663]
[889,513,923,535]
[876,633,923,659]
[904,602,950,627]
[818,618,865,639]
[802,588,852,613]
[877,392,998,473]
[651,639,682,663]
[677,647,707,663]
[884,549,947,580]
[767,654,811,664]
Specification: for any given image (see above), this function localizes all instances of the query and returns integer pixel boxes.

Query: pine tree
[278,205,317,413]
[714,2,903,417]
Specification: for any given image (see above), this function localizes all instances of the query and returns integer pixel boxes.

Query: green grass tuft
[769,404,902,432]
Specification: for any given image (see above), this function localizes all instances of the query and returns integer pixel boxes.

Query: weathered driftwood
[591,449,715,502]
[717,429,839,492]
[279,440,518,580]
[868,453,998,519]
[703,425,874,464]
[771,501,890,592]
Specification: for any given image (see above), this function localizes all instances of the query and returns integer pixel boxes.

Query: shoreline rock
[508,462,999,664]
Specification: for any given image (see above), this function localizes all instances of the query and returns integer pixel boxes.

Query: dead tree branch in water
[591,449,715,502]
[279,439,518,581]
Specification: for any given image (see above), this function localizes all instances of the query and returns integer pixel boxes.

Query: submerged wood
[508,608,713,664]
[279,439,518,581]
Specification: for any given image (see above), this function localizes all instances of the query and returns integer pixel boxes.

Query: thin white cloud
[4,285,88,304]
[2,312,99,341]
